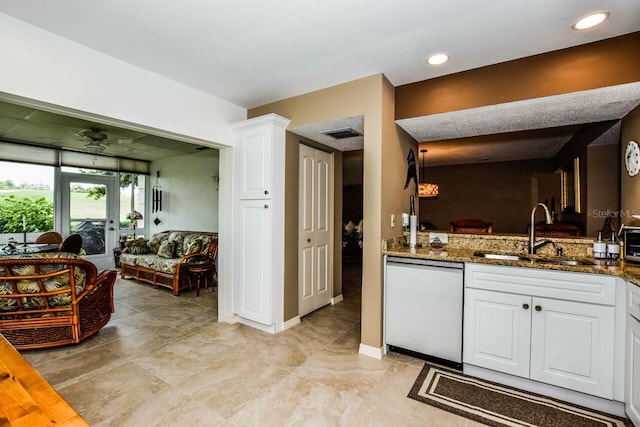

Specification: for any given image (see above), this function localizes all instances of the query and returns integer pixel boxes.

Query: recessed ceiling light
[427,53,449,65]
[572,11,609,31]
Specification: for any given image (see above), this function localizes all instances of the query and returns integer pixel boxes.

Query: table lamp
[126,210,143,239]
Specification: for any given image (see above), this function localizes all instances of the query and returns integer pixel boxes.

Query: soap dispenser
[607,232,620,260]
[593,232,607,259]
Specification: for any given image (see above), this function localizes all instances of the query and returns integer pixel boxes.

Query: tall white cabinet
[231,114,290,333]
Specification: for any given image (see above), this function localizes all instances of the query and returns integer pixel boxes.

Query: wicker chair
[60,233,83,254]
[34,231,63,245]
[0,253,115,350]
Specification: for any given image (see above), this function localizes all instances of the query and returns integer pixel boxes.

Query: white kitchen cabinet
[237,124,273,200]
[231,114,290,332]
[233,199,272,324]
[464,288,531,377]
[464,263,617,399]
[530,296,614,397]
[626,282,640,426]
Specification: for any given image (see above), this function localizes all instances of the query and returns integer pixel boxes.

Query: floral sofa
[120,230,218,296]
[0,253,116,350]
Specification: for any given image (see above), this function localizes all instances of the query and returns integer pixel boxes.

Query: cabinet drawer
[465,263,616,305]
[628,282,640,321]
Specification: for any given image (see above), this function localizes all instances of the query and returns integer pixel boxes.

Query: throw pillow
[148,232,169,253]
[126,238,150,255]
[157,240,175,258]
[168,232,186,257]
[183,234,202,255]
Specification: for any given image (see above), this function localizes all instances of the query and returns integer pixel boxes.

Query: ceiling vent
[322,128,362,139]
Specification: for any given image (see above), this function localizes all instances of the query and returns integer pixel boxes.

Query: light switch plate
[429,232,448,244]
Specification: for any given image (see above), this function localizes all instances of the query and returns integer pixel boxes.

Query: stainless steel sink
[534,258,595,266]
[473,252,531,262]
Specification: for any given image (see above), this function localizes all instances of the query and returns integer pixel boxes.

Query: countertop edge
[383,247,640,286]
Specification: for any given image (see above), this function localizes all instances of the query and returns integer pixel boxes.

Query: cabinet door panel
[626,315,640,426]
[463,288,531,377]
[530,297,614,399]
[233,200,272,324]
[239,127,272,199]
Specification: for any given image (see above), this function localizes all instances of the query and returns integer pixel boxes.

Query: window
[0,161,54,235]
[120,174,146,235]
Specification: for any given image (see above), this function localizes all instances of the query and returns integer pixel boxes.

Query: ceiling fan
[78,128,110,154]
[73,127,143,154]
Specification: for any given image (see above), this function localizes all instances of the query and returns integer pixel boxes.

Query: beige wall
[419,159,559,233]
[621,105,640,225]
[250,74,410,349]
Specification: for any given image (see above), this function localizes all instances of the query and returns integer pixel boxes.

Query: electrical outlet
[391,214,395,227]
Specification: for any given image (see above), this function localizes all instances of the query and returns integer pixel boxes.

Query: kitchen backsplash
[386,231,593,258]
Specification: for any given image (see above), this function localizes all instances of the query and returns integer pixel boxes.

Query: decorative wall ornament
[152,171,163,213]
[404,148,418,195]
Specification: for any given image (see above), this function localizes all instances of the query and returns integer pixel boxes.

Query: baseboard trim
[331,294,344,305]
[222,313,238,324]
[283,316,300,330]
[236,316,276,334]
[359,343,383,360]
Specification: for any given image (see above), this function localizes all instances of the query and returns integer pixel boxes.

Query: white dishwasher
[385,256,464,368]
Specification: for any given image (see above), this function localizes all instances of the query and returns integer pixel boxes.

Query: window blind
[0,140,150,174]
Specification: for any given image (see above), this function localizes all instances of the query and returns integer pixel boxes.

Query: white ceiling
[0,1,638,109]
[0,1,639,163]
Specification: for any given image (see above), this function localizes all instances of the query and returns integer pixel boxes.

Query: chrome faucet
[529,203,553,254]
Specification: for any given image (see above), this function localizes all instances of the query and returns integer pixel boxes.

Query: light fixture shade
[126,210,143,221]
[418,183,439,198]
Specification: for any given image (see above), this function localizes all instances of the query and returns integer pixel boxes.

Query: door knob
[522,303,529,310]
[535,305,542,311]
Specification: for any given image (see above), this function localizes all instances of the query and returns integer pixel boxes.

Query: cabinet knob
[264,190,269,195]
[264,204,269,209]
[535,305,542,311]
[307,238,311,243]
[523,303,529,310]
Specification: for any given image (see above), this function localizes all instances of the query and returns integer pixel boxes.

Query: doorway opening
[341,149,363,289]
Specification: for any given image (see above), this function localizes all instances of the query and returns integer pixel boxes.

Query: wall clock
[626,140,640,177]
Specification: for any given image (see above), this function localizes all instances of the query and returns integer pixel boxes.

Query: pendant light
[418,149,439,198]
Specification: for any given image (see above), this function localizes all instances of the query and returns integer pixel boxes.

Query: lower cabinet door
[530,297,614,399]
[463,288,531,378]
[626,314,640,426]
[233,199,272,325]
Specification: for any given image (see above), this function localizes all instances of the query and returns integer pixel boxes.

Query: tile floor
[22,264,479,426]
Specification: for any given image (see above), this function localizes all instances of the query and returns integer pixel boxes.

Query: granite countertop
[384,243,640,286]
